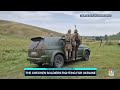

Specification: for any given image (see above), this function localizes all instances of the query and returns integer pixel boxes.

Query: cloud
[105,18,120,23]
[0,11,114,23]
[49,11,113,22]
[0,11,53,22]
[49,11,74,16]
[76,23,120,36]
[0,11,119,36]
[90,11,112,14]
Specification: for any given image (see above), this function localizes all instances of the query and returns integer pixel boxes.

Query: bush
[107,41,113,45]
[118,40,120,45]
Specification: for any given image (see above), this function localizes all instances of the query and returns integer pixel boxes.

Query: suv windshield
[29,37,44,49]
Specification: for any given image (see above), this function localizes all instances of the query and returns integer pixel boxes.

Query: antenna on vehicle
[75,25,77,30]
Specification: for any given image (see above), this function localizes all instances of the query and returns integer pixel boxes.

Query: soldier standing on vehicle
[72,25,82,60]
[64,29,72,60]
[71,31,76,60]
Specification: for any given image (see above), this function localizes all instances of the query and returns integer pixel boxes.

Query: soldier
[64,29,72,60]
[71,31,76,60]
[72,29,82,60]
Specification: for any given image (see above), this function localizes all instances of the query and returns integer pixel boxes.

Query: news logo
[108,69,114,76]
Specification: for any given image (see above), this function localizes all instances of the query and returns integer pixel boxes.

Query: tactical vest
[65,34,72,43]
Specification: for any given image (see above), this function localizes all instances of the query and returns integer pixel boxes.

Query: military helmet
[74,29,78,33]
[68,29,71,33]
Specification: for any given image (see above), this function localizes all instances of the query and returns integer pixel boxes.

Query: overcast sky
[0,11,120,36]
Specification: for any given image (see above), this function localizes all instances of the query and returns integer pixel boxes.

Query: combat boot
[65,52,68,60]
[75,50,78,60]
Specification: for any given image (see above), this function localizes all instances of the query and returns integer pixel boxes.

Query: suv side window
[59,39,65,46]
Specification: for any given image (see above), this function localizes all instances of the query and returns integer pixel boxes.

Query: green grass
[0,20,63,38]
[0,35,120,79]
[0,35,35,79]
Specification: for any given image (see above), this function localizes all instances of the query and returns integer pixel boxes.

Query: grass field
[0,35,120,79]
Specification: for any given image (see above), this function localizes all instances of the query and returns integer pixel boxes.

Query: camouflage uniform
[72,29,81,60]
[71,33,76,60]
[64,29,72,60]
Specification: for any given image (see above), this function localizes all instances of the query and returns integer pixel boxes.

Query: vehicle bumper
[27,56,49,64]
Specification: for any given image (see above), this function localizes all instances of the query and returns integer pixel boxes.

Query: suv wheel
[83,50,90,61]
[53,54,64,68]
[37,63,43,67]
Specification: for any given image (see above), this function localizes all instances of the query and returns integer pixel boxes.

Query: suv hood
[80,44,89,48]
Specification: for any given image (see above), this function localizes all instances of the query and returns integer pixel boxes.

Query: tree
[104,34,108,45]
[96,36,101,41]
[99,36,103,47]
[105,35,108,40]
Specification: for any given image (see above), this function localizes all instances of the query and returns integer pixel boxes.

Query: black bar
[24,70,97,76]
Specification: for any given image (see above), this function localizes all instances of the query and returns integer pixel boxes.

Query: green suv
[27,36,90,68]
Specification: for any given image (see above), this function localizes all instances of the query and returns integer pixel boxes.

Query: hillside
[108,32,120,40]
[0,20,63,38]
